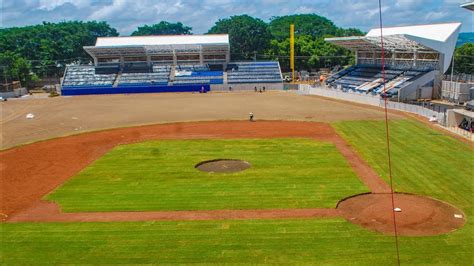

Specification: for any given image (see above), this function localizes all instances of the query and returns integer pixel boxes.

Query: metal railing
[298,84,447,126]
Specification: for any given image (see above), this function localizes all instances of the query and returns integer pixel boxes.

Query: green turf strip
[46,138,368,212]
[1,219,470,265]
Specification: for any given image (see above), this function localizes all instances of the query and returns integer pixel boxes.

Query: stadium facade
[61,34,283,96]
[325,22,461,101]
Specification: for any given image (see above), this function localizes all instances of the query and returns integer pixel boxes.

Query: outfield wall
[61,84,210,96]
[62,83,284,95]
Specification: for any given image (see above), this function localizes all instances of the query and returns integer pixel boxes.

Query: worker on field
[249,112,254,122]
[254,86,257,92]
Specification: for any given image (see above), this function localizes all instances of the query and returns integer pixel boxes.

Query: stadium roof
[94,34,229,47]
[325,23,461,72]
[460,2,474,11]
[84,34,230,59]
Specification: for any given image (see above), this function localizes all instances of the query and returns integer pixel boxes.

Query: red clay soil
[337,193,466,236]
[1,121,349,219]
[329,135,391,193]
[8,201,341,222]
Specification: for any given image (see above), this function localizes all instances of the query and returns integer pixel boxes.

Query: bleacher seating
[62,61,282,93]
[174,64,223,85]
[123,62,150,73]
[95,65,120,74]
[62,66,116,87]
[118,64,170,86]
[227,62,282,84]
[326,65,428,97]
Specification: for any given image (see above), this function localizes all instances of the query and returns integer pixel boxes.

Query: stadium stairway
[223,71,228,84]
[113,70,122,88]
[169,65,176,84]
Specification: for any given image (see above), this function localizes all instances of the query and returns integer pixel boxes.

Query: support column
[173,50,177,66]
[199,49,204,65]
[146,55,152,68]
[413,50,417,68]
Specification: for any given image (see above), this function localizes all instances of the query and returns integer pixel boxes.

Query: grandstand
[325,23,461,101]
[61,34,283,95]
[227,62,282,84]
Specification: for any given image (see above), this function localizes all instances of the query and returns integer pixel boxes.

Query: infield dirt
[0,91,402,149]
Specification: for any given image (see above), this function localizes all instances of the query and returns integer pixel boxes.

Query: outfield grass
[1,218,470,265]
[46,138,368,212]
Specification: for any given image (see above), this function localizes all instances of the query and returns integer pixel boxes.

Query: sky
[1,0,472,35]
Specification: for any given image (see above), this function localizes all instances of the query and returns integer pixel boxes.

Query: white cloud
[2,0,472,34]
[38,0,91,11]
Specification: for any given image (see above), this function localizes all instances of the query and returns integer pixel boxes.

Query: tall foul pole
[290,24,295,83]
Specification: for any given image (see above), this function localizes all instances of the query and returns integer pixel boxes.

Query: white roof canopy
[325,23,461,72]
[460,2,474,11]
[84,34,230,59]
[95,34,229,47]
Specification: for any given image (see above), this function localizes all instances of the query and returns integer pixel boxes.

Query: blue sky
[1,0,472,34]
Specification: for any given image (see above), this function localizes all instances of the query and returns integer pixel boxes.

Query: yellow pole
[290,24,295,83]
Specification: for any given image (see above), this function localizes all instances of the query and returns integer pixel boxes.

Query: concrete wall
[398,70,438,101]
[62,84,210,96]
[0,88,28,98]
[441,80,473,104]
[211,83,283,91]
[299,84,446,124]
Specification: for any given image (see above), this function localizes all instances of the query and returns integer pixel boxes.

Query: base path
[8,201,341,222]
[330,135,391,193]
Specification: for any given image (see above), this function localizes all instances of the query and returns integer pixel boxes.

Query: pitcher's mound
[195,159,251,173]
[337,193,466,236]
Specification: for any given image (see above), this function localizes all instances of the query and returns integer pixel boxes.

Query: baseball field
[0,91,471,264]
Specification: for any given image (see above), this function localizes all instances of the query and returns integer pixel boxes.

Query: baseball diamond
[1,6,472,264]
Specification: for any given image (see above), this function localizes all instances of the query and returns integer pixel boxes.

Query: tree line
[1,14,472,87]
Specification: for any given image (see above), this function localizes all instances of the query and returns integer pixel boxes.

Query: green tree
[268,14,364,40]
[0,51,38,86]
[453,43,474,75]
[131,21,192,36]
[0,21,119,79]
[208,15,272,60]
[266,35,353,71]
[265,14,360,71]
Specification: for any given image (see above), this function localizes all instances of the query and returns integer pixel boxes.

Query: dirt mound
[196,159,251,173]
[337,193,466,236]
